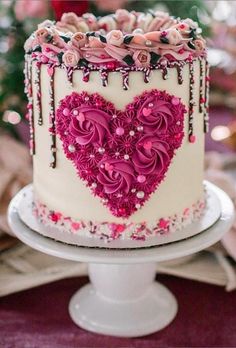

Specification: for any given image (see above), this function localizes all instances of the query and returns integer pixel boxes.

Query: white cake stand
[7,182,234,338]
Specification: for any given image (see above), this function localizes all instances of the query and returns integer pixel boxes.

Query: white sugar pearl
[124,154,129,160]
[91,183,97,188]
[136,191,144,199]
[68,144,75,153]
[129,130,135,136]
[135,204,141,209]
[98,147,105,154]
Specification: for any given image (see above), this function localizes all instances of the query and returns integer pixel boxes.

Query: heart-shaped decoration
[56,90,186,218]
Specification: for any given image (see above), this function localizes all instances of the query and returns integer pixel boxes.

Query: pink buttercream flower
[164,29,182,45]
[61,12,79,25]
[35,28,52,45]
[14,0,48,21]
[106,30,124,47]
[69,106,111,145]
[194,38,206,51]
[115,9,130,24]
[97,159,135,194]
[62,50,80,67]
[88,36,105,48]
[138,97,174,132]
[71,32,87,48]
[132,135,170,175]
[133,50,151,67]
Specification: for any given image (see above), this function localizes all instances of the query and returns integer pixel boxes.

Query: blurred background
[1,0,236,272]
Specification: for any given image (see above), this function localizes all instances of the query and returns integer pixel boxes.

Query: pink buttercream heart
[56,90,186,218]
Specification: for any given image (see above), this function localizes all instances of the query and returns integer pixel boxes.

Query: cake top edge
[24,9,206,69]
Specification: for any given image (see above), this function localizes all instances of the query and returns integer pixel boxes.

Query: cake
[23,9,209,248]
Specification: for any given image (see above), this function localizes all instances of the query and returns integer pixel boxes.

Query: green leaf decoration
[123,55,134,66]
[99,35,107,43]
[150,52,161,65]
[189,28,197,40]
[160,37,169,44]
[188,41,196,50]
[57,52,64,64]
[32,46,42,53]
[86,32,96,37]
[60,35,71,43]
[78,58,89,67]
[123,35,134,45]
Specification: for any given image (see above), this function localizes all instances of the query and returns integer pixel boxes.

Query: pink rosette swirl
[97,159,135,194]
[69,106,111,146]
[138,96,174,133]
[132,135,170,175]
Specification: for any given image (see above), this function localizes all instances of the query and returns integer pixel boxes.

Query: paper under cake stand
[7,182,234,337]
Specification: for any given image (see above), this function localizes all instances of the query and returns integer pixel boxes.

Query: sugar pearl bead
[136,191,145,199]
[135,204,141,209]
[171,97,180,106]
[63,108,70,116]
[137,175,146,183]
[68,144,75,153]
[91,183,97,188]
[131,188,136,193]
[137,126,143,132]
[124,154,129,160]
[116,127,124,136]
[73,109,79,116]
[98,147,105,154]
[145,40,152,47]
[148,103,154,108]
[129,130,135,136]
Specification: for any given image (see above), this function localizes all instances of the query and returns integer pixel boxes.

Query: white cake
[24,9,209,247]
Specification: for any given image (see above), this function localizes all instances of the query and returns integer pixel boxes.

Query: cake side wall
[32,60,205,223]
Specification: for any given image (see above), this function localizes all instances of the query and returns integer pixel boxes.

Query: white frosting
[32,60,205,226]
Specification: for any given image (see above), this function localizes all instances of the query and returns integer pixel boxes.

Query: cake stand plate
[8,183,234,337]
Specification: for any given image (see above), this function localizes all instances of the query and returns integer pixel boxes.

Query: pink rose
[132,135,170,175]
[194,38,205,51]
[61,12,79,25]
[115,9,130,23]
[97,159,135,194]
[62,50,80,67]
[163,29,182,45]
[88,36,105,48]
[69,106,111,145]
[98,16,117,32]
[35,28,52,45]
[106,30,124,47]
[133,50,151,67]
[71,32,87,48]
[14,0,48,21]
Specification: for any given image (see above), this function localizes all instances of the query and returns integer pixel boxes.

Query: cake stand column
[69,262,177,337]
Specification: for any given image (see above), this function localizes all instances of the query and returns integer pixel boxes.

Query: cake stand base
[69,263,177,337]
[7,182,234,337]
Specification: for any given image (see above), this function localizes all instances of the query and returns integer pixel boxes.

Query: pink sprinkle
[137,175,146,183]
[116,127,124,136]
[63,108,70,116]
[171,97,180,106]
[159,218,169,229]
[71,222,80,231]
[189,135,196,143]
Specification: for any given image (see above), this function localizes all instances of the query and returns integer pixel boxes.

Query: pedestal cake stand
[8,182,234,337]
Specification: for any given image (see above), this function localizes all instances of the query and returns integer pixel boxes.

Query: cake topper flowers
[24,9,206,68]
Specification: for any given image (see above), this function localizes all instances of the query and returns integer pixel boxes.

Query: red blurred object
[51,0,89,21]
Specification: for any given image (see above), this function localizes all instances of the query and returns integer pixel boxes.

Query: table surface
[0,275,236,348]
